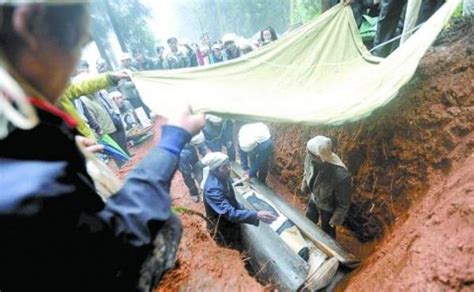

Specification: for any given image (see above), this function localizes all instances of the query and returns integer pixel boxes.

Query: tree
[91,0,157,55]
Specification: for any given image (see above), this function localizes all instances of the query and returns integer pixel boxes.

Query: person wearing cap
[111,90,135,114]
[210,43,226,64]
[119,52,138,71]
[162,37,190,70]
[202,114,235,161]
[0,2,205,291]
[96,58,109,73]
[178,132,207,203]
[300,136,352,239]
[238,122,273,184]
[202,152,277,247]
[180,38,199,67]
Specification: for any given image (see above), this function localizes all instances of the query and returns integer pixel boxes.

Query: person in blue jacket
[201,152,276,247]
[202,114,236,161]
[238,123,274,184]
[0,2,205,291]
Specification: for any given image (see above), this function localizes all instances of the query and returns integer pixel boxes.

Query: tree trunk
[103,0,128,52]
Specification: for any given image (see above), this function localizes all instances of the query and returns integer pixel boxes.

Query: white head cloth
[201,152,229,170]
[306,136,347,169]
[206,114,222,123]
[238,122,271,152]
[190,131,205,145]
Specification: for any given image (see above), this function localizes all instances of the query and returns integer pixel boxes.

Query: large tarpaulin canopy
[132,1,460,125]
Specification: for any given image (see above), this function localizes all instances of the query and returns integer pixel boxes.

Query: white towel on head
[206,114,222,123]
[201,152,229,170]
[238,122,271,152]
[190,131,205,145]
[307,136,347,169]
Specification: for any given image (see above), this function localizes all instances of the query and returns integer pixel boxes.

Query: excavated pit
[113,18,473,291]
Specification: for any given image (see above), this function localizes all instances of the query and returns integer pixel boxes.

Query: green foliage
[91,0,156,54]
[290,0,322,25]
[175,0,291,39]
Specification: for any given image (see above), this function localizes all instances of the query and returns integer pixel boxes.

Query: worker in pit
[238,122,273,184]
[300,136,352,239]
[202,152,276,247]
[177,131,207,203]
[202,114,235,161]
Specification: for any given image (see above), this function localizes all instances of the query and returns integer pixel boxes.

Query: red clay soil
[113,118,263,291]
[270,19,474,243]
[346,155,474,291]
[111,19,473,291]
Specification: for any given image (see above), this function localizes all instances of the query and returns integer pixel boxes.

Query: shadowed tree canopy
[91,0,156,55]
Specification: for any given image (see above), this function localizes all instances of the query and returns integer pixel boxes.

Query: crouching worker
[301,136,352,239]
[0,1,205,291]
[202,152,276,247]
[238,122,273,184]
[178,132,206,203]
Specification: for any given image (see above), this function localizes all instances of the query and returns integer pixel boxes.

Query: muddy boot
[137,213,182,292]
[190,189,200,203]
[191,195,200,203]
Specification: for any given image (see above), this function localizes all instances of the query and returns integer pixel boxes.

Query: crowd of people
[0,0,451,291]
[116,27,279,73]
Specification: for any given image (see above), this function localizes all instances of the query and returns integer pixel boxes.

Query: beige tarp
[133,1,460,126]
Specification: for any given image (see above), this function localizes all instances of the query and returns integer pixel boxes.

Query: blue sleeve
[205,187,258,226]
[239,147,249,170]
[97,125,191,247]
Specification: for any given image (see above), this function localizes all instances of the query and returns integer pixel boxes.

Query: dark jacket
[0,99,190,291]
[301,155,352,226]
[239,138,273,178]
[202,120,233,152]
[203,172,258,235]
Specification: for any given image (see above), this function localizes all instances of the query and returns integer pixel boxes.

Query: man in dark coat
[0,2,205,291]
[301,136,352,239]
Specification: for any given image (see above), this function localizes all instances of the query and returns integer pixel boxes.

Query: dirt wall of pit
[269,19,473,242]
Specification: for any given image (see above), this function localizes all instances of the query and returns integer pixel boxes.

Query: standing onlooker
[163,37,190,69]
[119,53,137,71]
[259,26,278,46]
[154,45,166,70]
[222,34,242,60]
[80,93,130,167]
[210,44,225,64]
[96,58,109,74]
[132,51,155,71]
[197,33,212,66]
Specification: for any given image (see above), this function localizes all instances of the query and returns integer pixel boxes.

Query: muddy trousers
[137,213,182,292]
[306,199,336,239]
[178,160,203,198]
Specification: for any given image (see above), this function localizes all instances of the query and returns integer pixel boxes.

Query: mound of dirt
[270,18,473,242]
[346,155,474,291]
